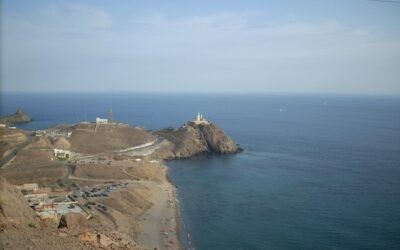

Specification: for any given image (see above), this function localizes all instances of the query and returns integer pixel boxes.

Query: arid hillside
[66,123,156,154]
[0,127,28,160]
[0,177,96,250]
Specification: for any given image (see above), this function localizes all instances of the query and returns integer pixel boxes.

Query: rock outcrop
[154,122,242,159]
[0,177,36,225]
[0,109,32,125]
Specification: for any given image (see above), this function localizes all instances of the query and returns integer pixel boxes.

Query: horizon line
[1,90,400,97]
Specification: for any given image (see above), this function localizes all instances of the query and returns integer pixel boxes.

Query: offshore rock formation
[0,109,32,125]
[154,121,242,159]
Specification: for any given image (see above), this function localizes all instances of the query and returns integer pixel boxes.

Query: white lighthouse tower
[194,112,209,124]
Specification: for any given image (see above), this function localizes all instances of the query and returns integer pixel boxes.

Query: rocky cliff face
[195,122,241,154]
[0,109,32,125]
[154,122,242,159]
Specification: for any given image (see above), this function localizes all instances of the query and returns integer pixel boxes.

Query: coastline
[0,107,241,249]
[135,163,181,250]
[166,165,194,250]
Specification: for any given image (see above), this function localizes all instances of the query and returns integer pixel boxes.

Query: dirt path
[68,174,141,183]
[120,167,141,180]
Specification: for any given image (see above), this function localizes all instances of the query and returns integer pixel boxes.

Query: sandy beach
[136,179,180,250]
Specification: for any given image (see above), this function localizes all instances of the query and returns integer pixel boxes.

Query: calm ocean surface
[2,93,400,249]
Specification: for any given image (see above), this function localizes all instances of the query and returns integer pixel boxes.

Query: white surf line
[117,140,156,153]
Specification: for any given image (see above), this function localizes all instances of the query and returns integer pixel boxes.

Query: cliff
[154,121,242,159]
[0,109,32,125]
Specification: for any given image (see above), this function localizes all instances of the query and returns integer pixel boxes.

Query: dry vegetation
[0,163,66,186]
[67,123,155,154]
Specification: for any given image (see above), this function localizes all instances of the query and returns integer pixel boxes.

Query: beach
[136,174,180,250]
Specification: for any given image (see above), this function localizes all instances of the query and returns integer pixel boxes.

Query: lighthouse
[194,112,209,124]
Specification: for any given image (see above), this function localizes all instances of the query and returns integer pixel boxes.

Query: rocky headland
[0,109,32,125]
[154,121,242,159]
[0,114,241,250]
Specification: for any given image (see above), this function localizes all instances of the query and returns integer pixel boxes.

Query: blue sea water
[2,93,400,249]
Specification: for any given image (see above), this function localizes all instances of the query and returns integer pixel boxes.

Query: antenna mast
[109,109,114,123]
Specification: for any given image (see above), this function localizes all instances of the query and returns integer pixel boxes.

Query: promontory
[0,109,32,125]
[0,112,241,250]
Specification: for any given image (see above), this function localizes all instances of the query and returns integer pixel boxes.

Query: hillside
[66,123,156,154]
[0,177,95,250]
[0,127,29,160]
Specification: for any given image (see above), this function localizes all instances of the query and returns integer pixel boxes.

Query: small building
[96,117,108,124]
[53,149,71,160]
[18,183,39,193]
[35,130,46,136]
[37,210,59,221]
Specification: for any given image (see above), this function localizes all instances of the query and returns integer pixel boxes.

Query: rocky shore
[154,121,242,159]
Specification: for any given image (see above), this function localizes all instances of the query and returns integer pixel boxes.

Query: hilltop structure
[194,112,209,125]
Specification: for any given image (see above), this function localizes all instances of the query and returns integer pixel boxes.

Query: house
[53,149,71,160]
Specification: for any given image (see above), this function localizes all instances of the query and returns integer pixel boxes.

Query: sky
[1,0,400,94]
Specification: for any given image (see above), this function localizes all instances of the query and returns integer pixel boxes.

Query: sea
[2,92,400,250]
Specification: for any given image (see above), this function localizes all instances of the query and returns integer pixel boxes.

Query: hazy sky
[1,0,399,94]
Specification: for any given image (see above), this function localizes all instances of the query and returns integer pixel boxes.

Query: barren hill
[0,127,28,160]
[66,123,156,154]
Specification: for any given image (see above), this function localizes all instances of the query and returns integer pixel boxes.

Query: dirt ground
[0,127,28,159]
[67,123,156,154]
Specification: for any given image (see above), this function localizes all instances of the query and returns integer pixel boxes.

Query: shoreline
[135,163,181,250]
[1,115,241,249]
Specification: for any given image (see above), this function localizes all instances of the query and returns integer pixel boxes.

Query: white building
[96,117,108,124]
[18,183,39,192]
[53,149,71,159]
[194,112,210,125]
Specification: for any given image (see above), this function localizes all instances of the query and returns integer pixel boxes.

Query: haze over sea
[2,93,400,249]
